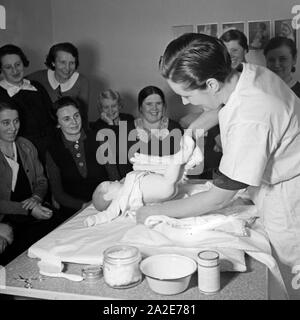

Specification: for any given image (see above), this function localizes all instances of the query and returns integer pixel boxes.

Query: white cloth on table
[28,181,288,299]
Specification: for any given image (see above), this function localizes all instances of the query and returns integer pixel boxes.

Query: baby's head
[93,180,123,212]
[100,181,123,200]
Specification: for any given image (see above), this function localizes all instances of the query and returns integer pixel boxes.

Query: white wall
[1,0,299,121]
[50,0,300,121]
[0,0,53,73]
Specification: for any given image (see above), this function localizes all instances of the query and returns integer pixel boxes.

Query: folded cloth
[120,210,288,298]
[144,209,256,238]
[122,205,259,257]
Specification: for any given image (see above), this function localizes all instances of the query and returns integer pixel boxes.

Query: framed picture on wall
[172,25,194,39]
[197,23,218,37]
[248,20,271,50]
[274,19,296,44]
[221,22,245,36]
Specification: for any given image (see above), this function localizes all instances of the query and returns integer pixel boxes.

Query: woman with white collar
[28,42,89,129]
[0,44,55,163]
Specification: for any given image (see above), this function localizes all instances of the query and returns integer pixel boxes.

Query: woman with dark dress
[120,86,183,178]
[46,96,117,221]
[0,44,55,163]
[91,89,134,130]
[90,89,134,179]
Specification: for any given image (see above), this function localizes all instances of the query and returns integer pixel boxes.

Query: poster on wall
[248,20,271,50]
[221,22,245,36]
[274,19,296,44]
[0,5,6,29]
[172,25,194,39]
[197,23,218,37]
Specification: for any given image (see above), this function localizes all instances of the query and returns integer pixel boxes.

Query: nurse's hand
[136,205,159,224]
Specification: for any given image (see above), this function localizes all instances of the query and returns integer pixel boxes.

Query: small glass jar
[103,245,142,289]
[197,250,220,295]
[82,265,102,283]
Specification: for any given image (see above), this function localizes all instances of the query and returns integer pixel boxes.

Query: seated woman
[90,89,134,130]
[120,86,182,178]
[84,134,202,226]
[264,36,300,97]
[46,96,117,221]
[0,101,56,265]
[0,44,55,163]
[90,89,134,180]
[28,42,90,129]
[90,89,134,179]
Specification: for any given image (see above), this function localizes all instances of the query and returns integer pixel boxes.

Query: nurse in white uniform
[136,33,300,299]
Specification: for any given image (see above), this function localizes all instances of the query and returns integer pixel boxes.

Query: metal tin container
[82,265,102,282]
[197,250,220,294]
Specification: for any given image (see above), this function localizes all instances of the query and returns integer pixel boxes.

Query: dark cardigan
[47,130,109,206]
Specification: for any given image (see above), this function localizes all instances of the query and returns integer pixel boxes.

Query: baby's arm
[137,135,197,203]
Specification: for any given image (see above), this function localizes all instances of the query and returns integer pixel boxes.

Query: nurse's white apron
[249,174,300,299]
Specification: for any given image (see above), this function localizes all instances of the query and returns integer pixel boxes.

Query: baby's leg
[158,135,195,185]
[141,169,183,203]
[139,136,196,204]
[132,135,195,166]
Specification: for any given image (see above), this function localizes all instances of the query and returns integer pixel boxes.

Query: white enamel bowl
[140,254,197,295]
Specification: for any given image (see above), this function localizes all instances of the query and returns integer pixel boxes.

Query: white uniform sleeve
[219,122,272,186]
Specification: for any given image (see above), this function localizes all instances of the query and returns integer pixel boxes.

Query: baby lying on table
[84,135,202,227]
